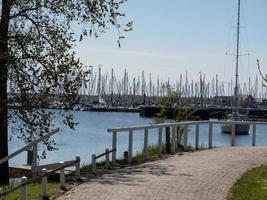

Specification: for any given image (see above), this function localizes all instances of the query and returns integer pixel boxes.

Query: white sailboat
[221,0,250,135]
[99,95,106,105]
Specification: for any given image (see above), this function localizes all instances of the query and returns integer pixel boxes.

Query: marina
[48,69,267,110]
[1,0,267,199]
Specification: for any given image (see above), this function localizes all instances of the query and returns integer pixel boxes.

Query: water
[8,111,267,166]
[9,111,153,166]
[187,123,267,147]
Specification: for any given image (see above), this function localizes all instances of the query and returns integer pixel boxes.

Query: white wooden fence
[0,128,60,177]
[91,148,116,173]
[0,156,80,200]
[107,120,267,164]
[0,128,82,200]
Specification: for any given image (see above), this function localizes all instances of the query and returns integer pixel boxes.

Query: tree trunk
[165,127,171,154]
[0,0,11,185]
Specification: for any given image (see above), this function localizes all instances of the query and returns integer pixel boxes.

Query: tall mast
[111,68,114,101]
[97,66,101,96]
[234,0,241,112]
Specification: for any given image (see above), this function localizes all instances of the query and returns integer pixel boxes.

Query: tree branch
[10,7,38,19]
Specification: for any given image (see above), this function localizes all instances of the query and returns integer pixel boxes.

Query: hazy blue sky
[75,0,267,84]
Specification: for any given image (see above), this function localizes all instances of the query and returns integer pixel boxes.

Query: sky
[74,0,267,86]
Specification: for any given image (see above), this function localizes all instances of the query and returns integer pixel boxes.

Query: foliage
[0,0,132,184]
[154,85,197,146]
[157,90,182,109]
[0,0,132,153]
[257,59,267,85]
[155,85,196,122]
[227,165,267,200]
[154,85,182,123]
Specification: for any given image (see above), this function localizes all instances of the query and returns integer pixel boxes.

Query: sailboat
[98,95,107,105]
[221,0,250,135]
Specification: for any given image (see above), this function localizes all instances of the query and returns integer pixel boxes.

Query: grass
[80,142,205,174]
[227,165,267,200]
[1,182,60,200]
[81,143,173,174]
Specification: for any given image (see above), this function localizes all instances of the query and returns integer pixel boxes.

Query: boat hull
[221,124,250,135]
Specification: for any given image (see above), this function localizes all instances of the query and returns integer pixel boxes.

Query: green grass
[227,165,267,200]
[1,182,60,200]
[81,143,195,174]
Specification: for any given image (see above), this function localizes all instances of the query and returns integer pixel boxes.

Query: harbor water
[8,111,267,166]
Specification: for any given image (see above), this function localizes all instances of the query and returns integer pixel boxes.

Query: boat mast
[234,0,241,113]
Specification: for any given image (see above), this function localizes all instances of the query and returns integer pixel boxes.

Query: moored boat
[221,0,250,135]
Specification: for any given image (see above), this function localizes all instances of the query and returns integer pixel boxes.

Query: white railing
[91,148,116,173]
[0,128,60,177]
[107,120,267,164]
[0,156,81,200]
[0,128,82,200]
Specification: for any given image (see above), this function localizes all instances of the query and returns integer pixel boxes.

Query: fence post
[158,127,162,157]
[112,131,117,164]
[171,126,177,154]
[144,129,148,160]
[183,126,188,151]
[105,149,110,167]
[41,168,48,199]
[21,176,27,200]
[75,156,81,179]
[195,124,199,149]
[252,124,256,146]
[59,161,65,189]
[92,154,96,173]
[231,124,235,146]
[128,130,133,163]
[208,122,213,148]
[32,143,38,177]
[165,127,171,154]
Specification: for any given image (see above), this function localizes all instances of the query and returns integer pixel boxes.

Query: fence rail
[36,159,77,172]
[0,128,60,166]
[0,128,82,200]
[107,120,267,132]
[0,128,60,178]
[107,120,267,164]
[0,156,80,200]
[92,149,116,172]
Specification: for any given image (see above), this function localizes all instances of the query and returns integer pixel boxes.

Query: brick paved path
[56,147,267,200]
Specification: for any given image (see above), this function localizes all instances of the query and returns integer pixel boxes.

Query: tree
[257,59,267,85]
[154,84,197,151]
[0,0,132,184]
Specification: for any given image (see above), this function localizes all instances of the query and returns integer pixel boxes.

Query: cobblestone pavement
[56,147,267,200]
